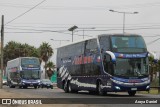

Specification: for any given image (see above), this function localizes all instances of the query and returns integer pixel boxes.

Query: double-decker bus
[6,57,41,89]
[56,34,150,96]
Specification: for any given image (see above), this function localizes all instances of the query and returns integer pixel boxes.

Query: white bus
[6,57,41,89]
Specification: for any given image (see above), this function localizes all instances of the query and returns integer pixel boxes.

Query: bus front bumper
[21,82,41,87]
[111,83,150,92]
[107,78,150,92]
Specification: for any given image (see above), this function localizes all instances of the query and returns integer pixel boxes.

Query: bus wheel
[34,86,37,89]
[71,90,78,93]
[89,91,96,95]
[19,86,22,89]
[97,81,106,96]
[64,82,69,93]
[9,83,15,88]
[128,91,136,96]
[23,86,27,89]
[9,84,12,88]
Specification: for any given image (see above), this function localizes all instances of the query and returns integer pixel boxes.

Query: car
[40,79,53,89]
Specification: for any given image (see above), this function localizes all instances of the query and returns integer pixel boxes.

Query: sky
[0,0,160,63]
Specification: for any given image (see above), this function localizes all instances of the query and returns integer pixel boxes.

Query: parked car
[40,79,53,89]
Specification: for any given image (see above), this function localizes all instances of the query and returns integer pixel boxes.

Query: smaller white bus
[6,57,41,89]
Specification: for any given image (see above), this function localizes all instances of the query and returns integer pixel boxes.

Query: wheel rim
[68,83,71,92]
[98,82,102,94]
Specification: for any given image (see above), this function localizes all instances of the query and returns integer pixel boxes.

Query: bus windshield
[20,70,40,79]
[113,58,149,78]
[21,58,40,67]
[111,36,147,53]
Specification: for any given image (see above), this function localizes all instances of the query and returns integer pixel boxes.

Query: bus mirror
[105,51,116,63]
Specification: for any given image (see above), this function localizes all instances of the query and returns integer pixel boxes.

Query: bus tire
[97,81,106,96]
[19,86,22,89]
[70,85,78,93]
[89,91,96,95]
[64,81,69,93]
[71,90,78,93]
[34,86,37,89]
[128,91,136,96]
[9,83,15,88]
[23,86,27,89]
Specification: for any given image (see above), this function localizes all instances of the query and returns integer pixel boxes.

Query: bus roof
[57,33,142,49]
[7,57,39,68]
[7,57,39,64]
[57,36,97,49]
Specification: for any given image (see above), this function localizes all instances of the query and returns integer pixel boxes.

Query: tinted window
[111,36,147,53]
[74,43,83,55]
[21,58,40,66]
[99,36,110,51]
[85,39,98,54]
[83,39,101,76]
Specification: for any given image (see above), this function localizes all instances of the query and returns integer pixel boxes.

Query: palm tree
[39,42,53,78]
[45,61,56,80]
[149,55,160,83]
[20,43,39,57]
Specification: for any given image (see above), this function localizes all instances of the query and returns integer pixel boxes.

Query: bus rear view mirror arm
[105,51,116,63]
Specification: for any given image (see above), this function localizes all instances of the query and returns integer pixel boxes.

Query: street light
[68,25,78,42]
[109,9,138,34]
[78,27,95,39]
[50,39,70,46]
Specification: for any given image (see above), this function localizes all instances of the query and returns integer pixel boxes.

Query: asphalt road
[2,85,160,107]
[2,85,159,98]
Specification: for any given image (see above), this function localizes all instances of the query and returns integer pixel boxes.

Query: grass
[137,78,160,95]
[150,78,159,87]
[138,89,159,95]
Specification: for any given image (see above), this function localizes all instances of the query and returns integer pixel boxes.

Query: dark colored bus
[6,57,41,89]
[56,34,150,96]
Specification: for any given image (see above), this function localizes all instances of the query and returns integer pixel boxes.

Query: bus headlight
[115,86,121,90]
[22,80,26,83]
[146,85,150,89]
[37,80,41,83]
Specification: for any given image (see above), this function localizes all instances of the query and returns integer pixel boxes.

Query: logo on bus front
[28,65,33,67]
[128,79,141,83]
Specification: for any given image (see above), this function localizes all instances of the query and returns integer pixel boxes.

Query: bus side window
[99,36,110,51]
[85,39,97,54]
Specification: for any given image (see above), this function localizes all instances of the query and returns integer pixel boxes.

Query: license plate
[131,88,137,90]
[30,84,33,86]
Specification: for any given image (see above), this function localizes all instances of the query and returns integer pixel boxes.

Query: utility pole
[78,27,95,39]
[68,25,78,42]
[158,62,160,94]
[109,10,138,34]
[0,15,4,89]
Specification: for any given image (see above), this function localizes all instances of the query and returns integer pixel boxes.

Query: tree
[149,55,160,83]
[149,56,154,82]
[44,61,56,80]
[39,42,53,78]
[3,41,39,66]
[3,41,20,66]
